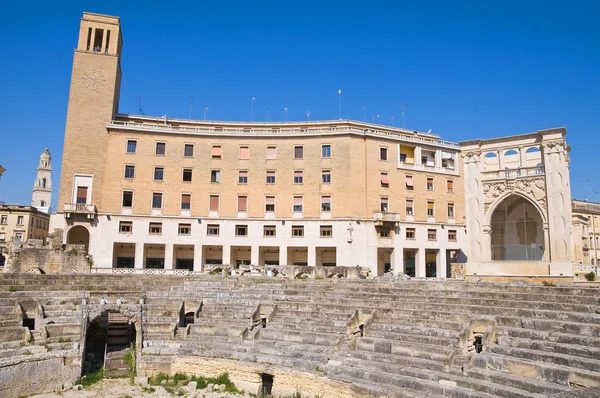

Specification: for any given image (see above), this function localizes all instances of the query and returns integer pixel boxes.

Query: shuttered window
[267,146,277,159]
[238,196,248,212]
[293,196,303,212]
[294,146,303,159]
[181,194,191,210]
[209,195,219,211]
[211,145,222,159]
[76,187,87,204]
[239,146,249,159]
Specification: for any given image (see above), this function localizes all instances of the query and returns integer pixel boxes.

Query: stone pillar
[279,246,287,266]
[135,243,144,269]
[437,249,447,278]
[461,149,486,262]
[222,244,231,266]
[416,248,426,278]
[308,246,316,267]
[251,245,260,266]
[415,147,422,166]
[519,146,527,168]
[498,150,504,170]
[164,244,173,270]
[193,244,203,272]
[392,246,404,274]
[540,129,573,273]
[435,149,442,169]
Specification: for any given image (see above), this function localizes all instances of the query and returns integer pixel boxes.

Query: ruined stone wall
[138,356,361,398]
[0,353,81,398]
[7,247,91,274]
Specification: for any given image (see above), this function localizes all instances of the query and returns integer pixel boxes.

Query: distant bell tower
[58,12,123,213]
[32,148,52,213]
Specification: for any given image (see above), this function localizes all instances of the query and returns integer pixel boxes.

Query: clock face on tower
[81,67,106,89]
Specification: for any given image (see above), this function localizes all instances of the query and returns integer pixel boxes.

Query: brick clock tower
[58,12,123,217]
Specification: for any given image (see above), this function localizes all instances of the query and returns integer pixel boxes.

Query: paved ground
[29,378,255,398]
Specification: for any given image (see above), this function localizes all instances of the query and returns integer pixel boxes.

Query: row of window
[124,166,333,185]
[378,227,457,241]
[133,192,331,213]
[380,197,455,218]
[127,140,332,160]
[124,165,454,192]
[120,190,454,219]
[120,221,334,238]
[381,174,455,192]
[0,215,46,228]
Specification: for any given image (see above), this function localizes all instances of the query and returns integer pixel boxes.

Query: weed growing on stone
[584,271,596,281]
[8,286,17,292]
[123,346,136,381]
[141,385,155,393]
[75,366,104,387]
[542,281,556,287]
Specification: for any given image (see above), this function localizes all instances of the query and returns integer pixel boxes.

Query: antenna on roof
[376,114,380,124]
[306,111,311,121]
[596,192,599,202]
[390,115,395,126]
[363,104,367,122]
[267,108,270,122]
[284,107,288,122]
[188,95,195,119]
[204,106,208,121]
[401,105,407,128]
[338,89,342,120]
[427,129,432,134]
[588,180,592,201]
[250,96,255,122]
[138,95,144,115]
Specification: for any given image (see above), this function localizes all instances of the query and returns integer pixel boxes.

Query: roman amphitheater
[0,273,599,397]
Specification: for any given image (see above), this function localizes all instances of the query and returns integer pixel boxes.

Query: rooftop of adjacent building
[110,114,462,148]
[0,204,51,217]
[572,199,600,215]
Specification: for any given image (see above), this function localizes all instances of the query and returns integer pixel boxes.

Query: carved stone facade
[460,128,573,276]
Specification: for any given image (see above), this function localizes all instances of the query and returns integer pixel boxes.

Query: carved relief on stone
[460,150,481,162]
[482,177,546,215]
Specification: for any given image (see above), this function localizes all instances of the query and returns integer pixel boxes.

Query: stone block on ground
[134,376,149,385]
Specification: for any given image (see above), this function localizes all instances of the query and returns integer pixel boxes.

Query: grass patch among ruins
[149,372,243,394]
[75,366,104,387]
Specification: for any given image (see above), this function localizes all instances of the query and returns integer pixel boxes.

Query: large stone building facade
[51,12,582,278]
[572,200,600,267]
[54,12,466,277]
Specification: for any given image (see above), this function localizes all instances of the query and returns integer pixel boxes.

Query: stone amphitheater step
[271,314,349,329]
[0,326,28,343]
[372,314,466,331]
[188,324,246,338]
[0,345,47,359]
[258,328,341,347]
[266,319,346,335]
[463,367,572,396]
[485,344,600,374]
[470,352,600,388]
[342,348,449,373]
[364,325,460,347]
[498,326,600,352]
[329,360,501,398]
[251,343,329,363]
[496,317,600,336]
[355,337,455,362]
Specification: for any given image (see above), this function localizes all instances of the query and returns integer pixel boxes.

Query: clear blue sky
[0,0,598,209]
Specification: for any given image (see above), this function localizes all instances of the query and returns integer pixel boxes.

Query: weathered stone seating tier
[1,275,600,397]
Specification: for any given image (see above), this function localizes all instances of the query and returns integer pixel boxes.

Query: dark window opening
[23,318,35,330]
[86,27,92,50]
[474,335,483,354]
[184,312,195,326]
[176,258,193,270]
[93,28,103,52]
[261,317,267,328]
[260,373,274,396]
[104,30,110,53]
[116,257,134,269]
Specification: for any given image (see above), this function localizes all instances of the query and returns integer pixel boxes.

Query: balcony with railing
[373,211,401,226]
[481,166,544,181]
[63,203,97,219]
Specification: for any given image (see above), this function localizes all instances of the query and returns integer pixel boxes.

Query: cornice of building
[108,114,461,150]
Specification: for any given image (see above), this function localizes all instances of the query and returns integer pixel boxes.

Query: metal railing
[491,244,545,261]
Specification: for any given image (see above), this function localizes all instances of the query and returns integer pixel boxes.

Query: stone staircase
[104,312,132,378]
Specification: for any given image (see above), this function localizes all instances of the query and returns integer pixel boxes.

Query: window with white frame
[293,196,303,212]
[265,196,275,212]
[321,195,331,212]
